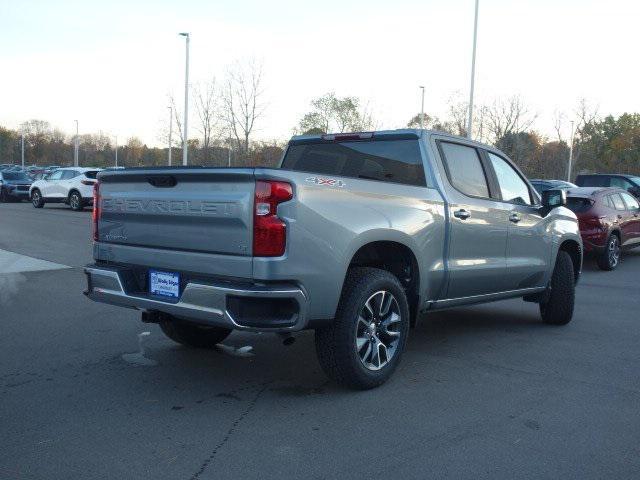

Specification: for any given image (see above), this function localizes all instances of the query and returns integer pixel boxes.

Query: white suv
[30,167,101,211]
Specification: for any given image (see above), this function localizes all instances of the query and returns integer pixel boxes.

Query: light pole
[21,132,25,168]
[567,120,575,182]
[467,0,479,139]
[115,135,118,167]
[168,105,173,166]
[74,120,79,167]
[179,32,190,166]
[419,86,425,129]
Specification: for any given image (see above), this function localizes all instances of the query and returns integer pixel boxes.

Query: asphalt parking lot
[1,201,640,480]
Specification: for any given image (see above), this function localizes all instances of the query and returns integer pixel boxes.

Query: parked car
[530,179,577,194]
[84,129,582,389]
[575,174,640,199]
[0,170,33,202]
[29,167,101,211]
[565,187,640,270]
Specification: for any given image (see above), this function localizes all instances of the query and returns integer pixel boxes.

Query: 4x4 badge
[305,176,346,188]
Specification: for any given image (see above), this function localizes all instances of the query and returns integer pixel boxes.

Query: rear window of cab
[281,139,426,187]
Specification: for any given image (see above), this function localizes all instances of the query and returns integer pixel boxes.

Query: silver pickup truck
[84,129,582,389]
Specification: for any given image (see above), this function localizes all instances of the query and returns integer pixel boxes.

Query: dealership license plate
[149,270,180,299]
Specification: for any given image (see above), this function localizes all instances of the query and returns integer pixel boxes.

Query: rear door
[435,140,510,298]
[484,151,549,289]
[609,193,633,243]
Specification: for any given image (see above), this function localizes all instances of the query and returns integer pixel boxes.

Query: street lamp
[467,0,479,139]
[179,32,190,166]
[168,105,173,166]
[419,86,425,129]
[21,132,25,168]
[74,120,79,166]
[567,121,575,182]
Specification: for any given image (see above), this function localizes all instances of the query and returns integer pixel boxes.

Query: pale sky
[1,0,639,146]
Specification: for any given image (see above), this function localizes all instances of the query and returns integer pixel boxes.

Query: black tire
[159,316,232,348]
[0,187,8,203]
[31,189,45,208]
[597,233,621,271]
[540,250,575,325]
[69,191,84,211]
[315,267,410,390]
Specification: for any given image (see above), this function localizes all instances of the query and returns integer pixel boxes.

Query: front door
[435,140,510,299]
[485,152,549,289]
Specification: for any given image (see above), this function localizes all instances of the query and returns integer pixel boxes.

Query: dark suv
[575,174,640,199]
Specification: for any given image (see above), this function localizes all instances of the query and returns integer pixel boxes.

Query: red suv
[566,187,640,270]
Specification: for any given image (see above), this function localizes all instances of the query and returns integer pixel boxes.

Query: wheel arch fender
[335,229,424,323]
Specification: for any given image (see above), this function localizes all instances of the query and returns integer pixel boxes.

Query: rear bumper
[83,264,309,332]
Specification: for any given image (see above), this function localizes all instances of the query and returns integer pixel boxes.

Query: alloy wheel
[608,236,620,268]
[355,290,402,371]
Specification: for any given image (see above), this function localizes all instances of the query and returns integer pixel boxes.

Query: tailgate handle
[147,176,177,188]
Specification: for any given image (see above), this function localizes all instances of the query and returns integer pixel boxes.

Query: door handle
[509,212,521,223]
[453,209,471,220]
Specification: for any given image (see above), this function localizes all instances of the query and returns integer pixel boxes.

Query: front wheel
[540,250,575,325]
[159,316,232,348]
[597,234,621,271]
[315,267,410,390]
[0,188,9,203]
[69,191,83,211]
[31,189,45,208]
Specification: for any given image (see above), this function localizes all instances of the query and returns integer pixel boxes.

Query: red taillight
[253,180,293,256]
[81,179,96,186]
[92,182,100,241]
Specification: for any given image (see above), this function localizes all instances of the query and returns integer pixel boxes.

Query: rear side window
[579,176,609,187]
[61,170,78,180]
[439,142,489,198]
[281,140,426,186]
[610,194,626,211]
[566,197,593,213]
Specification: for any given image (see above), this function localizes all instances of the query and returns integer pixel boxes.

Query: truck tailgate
[97,168,255,256]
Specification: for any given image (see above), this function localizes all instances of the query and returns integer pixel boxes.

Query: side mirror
[541,189,566,209]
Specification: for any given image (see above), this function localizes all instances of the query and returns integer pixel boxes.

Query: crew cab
[84,130,582,389]
[30,167,101,211]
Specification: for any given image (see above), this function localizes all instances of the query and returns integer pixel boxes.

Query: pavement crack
[189,382,271,480]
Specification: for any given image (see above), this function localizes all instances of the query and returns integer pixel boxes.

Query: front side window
[439,142,489,198]
[48,170,64,180]
[620,192,640,210]
[610,177,634,191]
[62,170,79,180]
[487,152,532,205]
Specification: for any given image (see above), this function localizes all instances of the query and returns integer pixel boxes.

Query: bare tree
[194,78,219,162]
[169,95,184,148]
[222,60,265,155]
[485,96,537,142]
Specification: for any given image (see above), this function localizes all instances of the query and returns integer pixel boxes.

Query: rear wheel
[597,233,621,271]
[31,189,45,208]
[69,191,83,211]
[315,267,410,390]
[159,316,232,348]
[540,250,575,325]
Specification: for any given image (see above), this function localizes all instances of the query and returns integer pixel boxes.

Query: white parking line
[0,249,71,274]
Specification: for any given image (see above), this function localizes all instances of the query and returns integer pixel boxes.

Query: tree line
[1,73,639,179]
